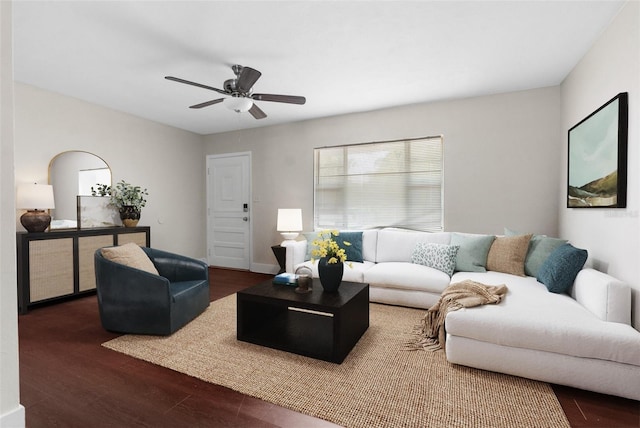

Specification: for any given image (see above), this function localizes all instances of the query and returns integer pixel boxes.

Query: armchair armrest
[284,240,308,273]
[95,255,171,310]
[143,247,208,283]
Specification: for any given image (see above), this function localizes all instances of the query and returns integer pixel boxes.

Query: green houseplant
[92,180,148,227]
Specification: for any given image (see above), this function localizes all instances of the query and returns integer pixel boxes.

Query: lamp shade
[277,208,302,242]
[17,184,55,209]
[277,208,303,232]
[225,96,253,113]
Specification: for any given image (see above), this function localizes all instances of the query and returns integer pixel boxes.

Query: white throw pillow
[411,242,460,277]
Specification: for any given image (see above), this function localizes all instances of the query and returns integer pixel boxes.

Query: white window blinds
[314,136,443,231]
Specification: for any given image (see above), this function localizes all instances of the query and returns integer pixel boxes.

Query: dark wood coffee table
[237,279,369,363]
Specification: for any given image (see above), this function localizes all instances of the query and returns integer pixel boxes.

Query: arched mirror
[48,151,112,229]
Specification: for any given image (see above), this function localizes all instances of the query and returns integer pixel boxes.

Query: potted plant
[90,183,111,197]
[92,180,148,227]
[310,230,352,292]
[311,230,351,264]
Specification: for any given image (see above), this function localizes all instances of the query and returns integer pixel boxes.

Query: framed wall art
[77,196,121,228]
[568,92,628,208]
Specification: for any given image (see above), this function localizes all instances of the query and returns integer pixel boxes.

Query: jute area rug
[103,295,570,428]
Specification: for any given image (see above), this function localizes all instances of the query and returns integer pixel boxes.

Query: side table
[271,245,286,274]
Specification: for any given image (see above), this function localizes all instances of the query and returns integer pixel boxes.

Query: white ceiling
[13,1,625,136]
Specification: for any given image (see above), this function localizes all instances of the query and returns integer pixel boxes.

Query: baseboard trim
[250,263,279,275]
[0,404,25,428]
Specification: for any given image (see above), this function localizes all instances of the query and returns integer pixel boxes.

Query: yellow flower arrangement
[311,229,351,264]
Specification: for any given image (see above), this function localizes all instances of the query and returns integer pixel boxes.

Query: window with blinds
[313,136,443,232]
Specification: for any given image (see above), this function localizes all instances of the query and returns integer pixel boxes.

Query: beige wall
[203,86,562,269]
[1,1,25,425]
[560,1,640,329]
[14,83,207,259]
[4,5,636,426]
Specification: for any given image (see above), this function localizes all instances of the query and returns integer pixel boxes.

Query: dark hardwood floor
[18,268,639,427]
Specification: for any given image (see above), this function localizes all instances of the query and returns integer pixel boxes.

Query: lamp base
[280,232,299,241]
[20,210,51,233]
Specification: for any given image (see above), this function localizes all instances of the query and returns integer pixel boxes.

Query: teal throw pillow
[304,231,364,262]
[411,243,460,277]
[504,228,568,277]
[334,231,364,262]
[450,233,495,272]
[536,243,588,294]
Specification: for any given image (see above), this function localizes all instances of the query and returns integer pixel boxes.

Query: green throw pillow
[524,236,568,277]
[411,242,460,277]
[450,233,495,272]
[303,232,317,261]
[536,243,588,294]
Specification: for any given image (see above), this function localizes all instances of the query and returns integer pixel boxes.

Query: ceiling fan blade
[251,93,306,105]
[189,98,224,109]
[249,103,267,120]
[165,76,228,95]
[236,67,262,92]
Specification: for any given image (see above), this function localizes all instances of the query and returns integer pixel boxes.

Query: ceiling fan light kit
[225,96,253,113]
[165,64,306,120]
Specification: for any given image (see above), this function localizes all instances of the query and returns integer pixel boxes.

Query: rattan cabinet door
[116,232,147,247]
[78,235,114,292]
[29,238,74,302]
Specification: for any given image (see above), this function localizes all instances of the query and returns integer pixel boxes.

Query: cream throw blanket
[408,280,508,352]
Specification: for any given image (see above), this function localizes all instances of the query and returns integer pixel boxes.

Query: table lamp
[277,208,302,244]
[17,183,55,233]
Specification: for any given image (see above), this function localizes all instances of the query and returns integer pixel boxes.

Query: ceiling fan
[165,65,306,120]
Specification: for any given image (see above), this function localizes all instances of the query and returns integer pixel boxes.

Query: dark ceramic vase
[317,257,344,292]
[119,206,141,227]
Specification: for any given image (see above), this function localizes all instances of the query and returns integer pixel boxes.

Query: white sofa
[286,228,640,401]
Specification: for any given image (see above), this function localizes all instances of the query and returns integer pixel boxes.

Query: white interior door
[206,153,251,269]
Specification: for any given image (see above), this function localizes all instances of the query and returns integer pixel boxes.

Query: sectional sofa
[285,228,640,401]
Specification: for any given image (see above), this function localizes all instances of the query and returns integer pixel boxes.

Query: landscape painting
[77,196,121,228]
[568,92,628,208]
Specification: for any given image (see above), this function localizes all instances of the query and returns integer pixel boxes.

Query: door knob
[243,217,249,221]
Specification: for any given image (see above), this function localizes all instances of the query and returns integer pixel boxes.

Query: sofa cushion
[486,234,532,276]
[447,271,640,367]
[505,228,567,277]
[364,262,451,294]
[361,229,378,262]
[101,242,159,275]
[411,242,459,276]
[450,233,495,272]
[536,243,588,294]
[376,228,451,263]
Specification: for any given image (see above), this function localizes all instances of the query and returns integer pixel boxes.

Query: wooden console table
[16,226,150,314]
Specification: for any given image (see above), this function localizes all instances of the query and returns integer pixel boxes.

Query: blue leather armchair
[95,247,210,335]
